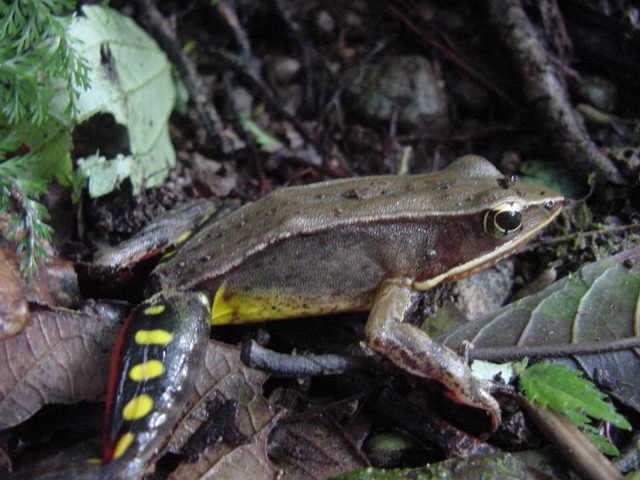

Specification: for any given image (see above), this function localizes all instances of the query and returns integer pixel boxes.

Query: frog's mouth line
[413,199,563,291]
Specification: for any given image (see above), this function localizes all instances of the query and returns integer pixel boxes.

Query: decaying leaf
[0,247,29,339]
[269,414,369,480]
[0,303,123,429]
[0,236,79,340]
[166,340,278,480]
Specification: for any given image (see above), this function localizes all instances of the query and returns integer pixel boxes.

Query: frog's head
[413,160,564,290]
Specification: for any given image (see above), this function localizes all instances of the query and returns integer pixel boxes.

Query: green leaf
[0,0,89,125]
[442,251,640,415]
[582,424,620,456]
[65,5,177,195]
[77,153,133,198]
[240,114,283,153]
[0,116,71,279]
[0,0,87,277]
[1,117,73,190]
[329,453,548,479]
[519,160,583,199]
[470,360,515,384]
[0,183,53,280]
[520,362,630,454]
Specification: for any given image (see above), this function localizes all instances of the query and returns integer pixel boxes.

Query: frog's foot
[364,279,501,432]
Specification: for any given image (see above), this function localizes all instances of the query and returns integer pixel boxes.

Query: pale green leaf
[470,360,515,384]
[77,153,134,198]
[62,5,177,195]
[240,114,283,153]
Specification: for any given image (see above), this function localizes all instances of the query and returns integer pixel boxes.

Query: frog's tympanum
[95,155,563,477]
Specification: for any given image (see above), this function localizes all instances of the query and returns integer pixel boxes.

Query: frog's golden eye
[483,202,523,237]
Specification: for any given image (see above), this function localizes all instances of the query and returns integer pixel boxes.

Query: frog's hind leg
[364,279,501,431]
[100,291,210,477]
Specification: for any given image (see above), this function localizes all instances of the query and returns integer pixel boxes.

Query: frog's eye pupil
[484,204,523,237]
[495,210,521,232]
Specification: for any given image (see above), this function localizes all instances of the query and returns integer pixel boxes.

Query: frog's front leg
[364,279,501,431]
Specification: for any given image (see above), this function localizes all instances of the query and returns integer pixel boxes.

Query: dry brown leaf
[269,416,369,480]
[166,340,279,480]
[0,304,122,429]
[0,238,79,340]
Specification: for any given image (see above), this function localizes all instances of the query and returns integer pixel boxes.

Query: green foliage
[0,0,89,123]
[0,0,89,277]
[329,453,538,479]
[0,185,52,279]
[0,134,53,278]
[240,113,283,153]
[520,362,631,454]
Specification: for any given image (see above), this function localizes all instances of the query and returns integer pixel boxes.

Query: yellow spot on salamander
[129,360,165,381]
[200,211,215,224]
[86,458,101,464]
[113,432,134,459]
[160,249,177,261]
[135,329,173,345]
[122,394,153,420]
[144,304,165,315]
[175,230,192,244]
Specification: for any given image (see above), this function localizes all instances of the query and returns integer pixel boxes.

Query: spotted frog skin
[95,155,563,478]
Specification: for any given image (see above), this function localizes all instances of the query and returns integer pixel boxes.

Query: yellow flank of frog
[212,283,300,324]
[211,283,361,325]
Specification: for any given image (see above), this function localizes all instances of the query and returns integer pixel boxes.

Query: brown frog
[95,155,562,477]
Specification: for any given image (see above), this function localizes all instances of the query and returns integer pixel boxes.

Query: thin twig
[514,395,623,480]
[209,49,322,157]
[468,336,640,362]
[135,0,230,152]
[528,223,640,250]
[485,0,624,184]
[388,4,518,108]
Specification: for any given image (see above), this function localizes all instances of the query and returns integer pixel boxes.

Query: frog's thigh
[364,279,500,430]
